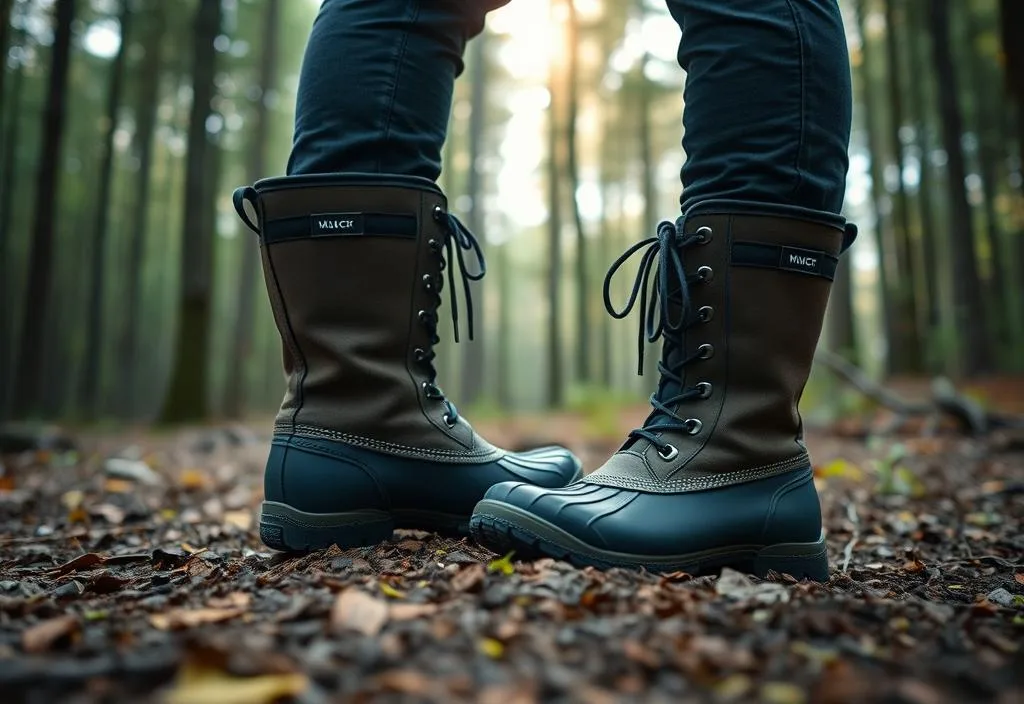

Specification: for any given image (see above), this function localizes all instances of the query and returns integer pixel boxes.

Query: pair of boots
[233,173,855,581]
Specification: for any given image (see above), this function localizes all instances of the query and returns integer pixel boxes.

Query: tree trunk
[459,28,486,406]
[904,0,941,349]
[224,0,280,419]
[928,0,992,375]
[0,4,28,419]
[882,0,923,371]
[11,0,75,417]
[158,0,222,422]
[118,0,164,417]
[494,237,511,408]
[81,0,131,415]
[963,1,1010,355]
[0,0,14,107]
[1001,0,1024,178]
[826,255,858,361]
[546,25,564,409]
[853,0,901,375]
[566,0,589,384]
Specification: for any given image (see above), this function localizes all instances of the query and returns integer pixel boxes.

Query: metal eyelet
[422,274,434,291]
[697,343,715,359]
[657,444,678,461]
[695,226,713,244]
[432,204,445,222]
[685,419,703,435]
[413,347,426,361]
[697,265,714,282]
[418,310,430,325]
[428,238,441,253]
[698,305,714,323]
[695,382,712,399]
[442,413,456,428]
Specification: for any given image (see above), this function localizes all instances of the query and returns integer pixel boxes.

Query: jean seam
[375,0,420,173]
[783,0,808,201]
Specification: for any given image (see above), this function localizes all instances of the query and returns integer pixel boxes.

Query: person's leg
[287,0,493,179]
[233,0,581,554]
[470,0,856,580]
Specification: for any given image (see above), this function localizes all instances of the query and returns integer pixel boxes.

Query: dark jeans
[288,0,851,221]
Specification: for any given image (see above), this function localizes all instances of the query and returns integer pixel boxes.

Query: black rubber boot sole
[258,466,585,553]
[469,499,830,581]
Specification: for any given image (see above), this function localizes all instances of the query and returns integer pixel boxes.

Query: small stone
[986,587,1016,607]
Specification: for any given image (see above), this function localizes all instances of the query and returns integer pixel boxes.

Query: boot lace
[414,205,486,427]
[603,220,715,460]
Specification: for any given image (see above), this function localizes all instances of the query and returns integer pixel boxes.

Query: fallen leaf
[51,553,104,576]
[61,489,84,510]
[903,559,926,573]
[716,568,790,604]
[814,458,864,481]
[179,469,208,491]
[375,669,433,695]
[452,564,486,592]
[165,662,307,704]
[331,588,389,636]
[395,539,423,552]
[389,603,439,621]
[478,638,505,659]
[379,581,406,599]
[222,510,252,531]
[22,615,79,653]
[150,607,244,630]
[1015,573,1024,586]
[207,591,251,609]
[103,478,135,494]
[760,682,807,704]
[487,552,515,576]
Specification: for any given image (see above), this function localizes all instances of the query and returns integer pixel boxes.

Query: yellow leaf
[714,674,752,699]
[487,552,515,576]
[379,581,406,599]
[62,490,85,510]
[760,682,806,704]
[179,469,207,490]
[165,663,307,704]
[67,507,89,524]
[814,458,863,481]
[160,509,177,520]
[478,638,505,659]
[223,510,252,531]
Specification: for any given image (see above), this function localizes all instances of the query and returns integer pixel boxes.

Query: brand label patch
[779,246,823,275]
[310,212,364,236]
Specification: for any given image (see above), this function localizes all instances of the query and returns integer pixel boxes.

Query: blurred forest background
[1,0,1023,425]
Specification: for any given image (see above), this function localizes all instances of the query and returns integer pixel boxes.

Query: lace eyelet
[413,347,426,362]
[432,204,445,222]
[428,238,441,253]
[422,274,434,291]
[697,265,714,282]
[697,343,715,359]
[698,305,714,323]
[442,413,456,428]
[418,310,430,324]
[685,419,703,435]
[695,381,712,399]
[695,226,713,244]
[657,444,678,461]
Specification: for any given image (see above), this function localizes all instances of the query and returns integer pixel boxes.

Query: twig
[841,500,860,573]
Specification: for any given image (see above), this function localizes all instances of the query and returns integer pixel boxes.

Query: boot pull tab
[232,186,261,235]
[840,223,858,253]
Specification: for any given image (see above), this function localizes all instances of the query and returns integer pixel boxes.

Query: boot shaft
[240,174,496,459]
[589,212,846,492]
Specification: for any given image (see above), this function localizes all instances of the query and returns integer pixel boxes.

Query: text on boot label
[310,212,365,236]
[779,247,823,275]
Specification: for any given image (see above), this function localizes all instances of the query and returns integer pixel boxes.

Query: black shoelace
[603,220,715,460]
[414,206,486,427]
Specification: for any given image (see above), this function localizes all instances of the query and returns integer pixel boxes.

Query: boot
[232,173,581,552]
[470,209,856,580]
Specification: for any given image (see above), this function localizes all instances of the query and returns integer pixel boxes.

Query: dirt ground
[0,411,1021,703]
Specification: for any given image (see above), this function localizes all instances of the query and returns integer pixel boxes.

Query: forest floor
[0,401,1022,703]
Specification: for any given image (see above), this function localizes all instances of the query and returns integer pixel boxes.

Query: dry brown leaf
[207,591,251,610]
[103,478,135,494]
[1015,573,1024,586]
[452,563,486,592]
[903,559,926,573]
[389,603,439,621]
[331,588,389,636]
[374,669,433,694]
[51,552,104,576]
[165,661,307,704]
[22,614,79,653]
[149,607,244,631]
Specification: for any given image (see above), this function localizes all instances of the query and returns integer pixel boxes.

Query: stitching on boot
[582,454,808,493]
[280,423,502,463]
